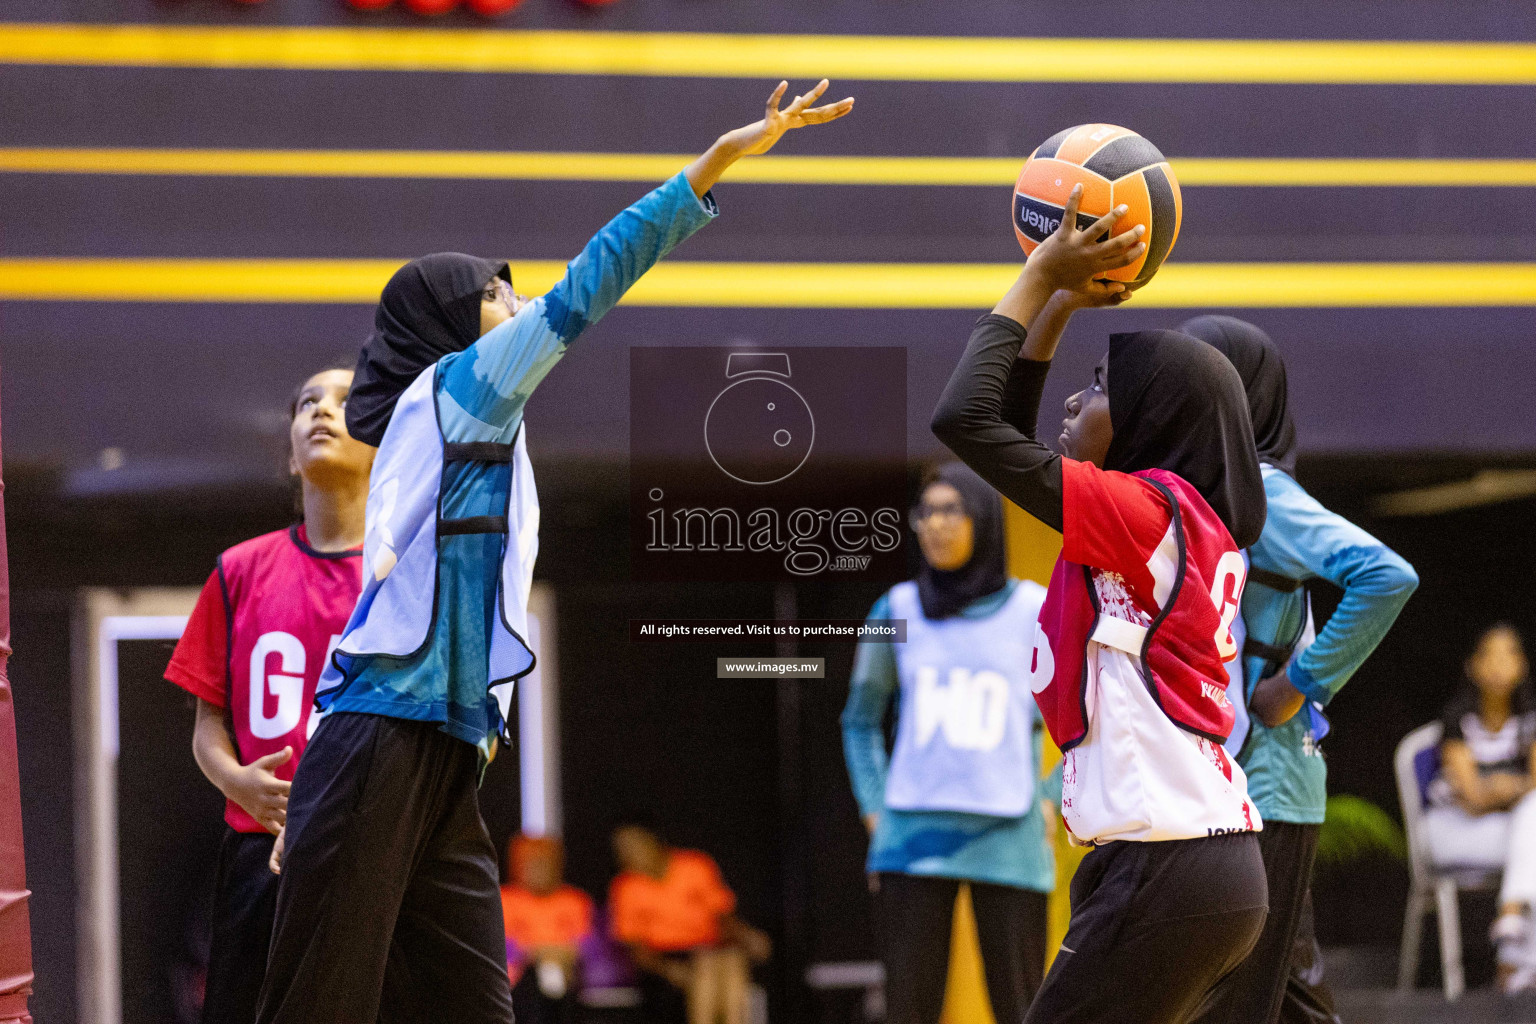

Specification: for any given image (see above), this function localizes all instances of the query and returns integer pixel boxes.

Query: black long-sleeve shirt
[931,314,1066,532]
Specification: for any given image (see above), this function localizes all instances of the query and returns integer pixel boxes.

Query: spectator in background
[609,823,770,1024]
[501,835,594,1024]
[840,462,1057,1024]
[1425,623,1536,993]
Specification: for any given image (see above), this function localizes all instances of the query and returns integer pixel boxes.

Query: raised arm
[933,188,1142,529]
[684,79,854,196]
[440,81,854,437]
[439,175,716,437]
[932,314,1067,530]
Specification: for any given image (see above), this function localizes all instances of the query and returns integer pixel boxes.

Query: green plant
[1316,794,1407,867]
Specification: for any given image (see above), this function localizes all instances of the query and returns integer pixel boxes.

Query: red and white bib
[1029,463,1259,843]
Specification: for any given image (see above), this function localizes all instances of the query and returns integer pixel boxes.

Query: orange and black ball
[1013,124,1183,290]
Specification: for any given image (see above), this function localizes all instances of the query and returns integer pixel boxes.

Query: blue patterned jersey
[1238,465,1417,823]
[331,173,717,752]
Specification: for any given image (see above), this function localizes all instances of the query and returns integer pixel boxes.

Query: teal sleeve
[439,172,717,435]
[1250,472,1419,706]
[840,593,898,819]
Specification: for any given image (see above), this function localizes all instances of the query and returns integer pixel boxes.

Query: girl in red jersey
[931,186,1269,1024]
[165,366,373,1024]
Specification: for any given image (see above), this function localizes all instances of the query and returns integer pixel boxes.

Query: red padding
[0,368,34,1024]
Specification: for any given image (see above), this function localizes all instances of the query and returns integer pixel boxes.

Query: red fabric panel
[0,370,34,1022]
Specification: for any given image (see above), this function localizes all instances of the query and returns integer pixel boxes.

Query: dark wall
[6,2,1536,486]
[6,1,1536,1016]
[1,0,1531,37]
[116,639,224,1024]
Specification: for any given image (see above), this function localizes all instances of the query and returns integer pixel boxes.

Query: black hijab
[915,462,1009,619]
[1104,330,1267,549]
[1179,315,1298,478]
[346,252,511,447]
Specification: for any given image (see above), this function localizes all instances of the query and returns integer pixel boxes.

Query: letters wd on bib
[884,579,1045,818]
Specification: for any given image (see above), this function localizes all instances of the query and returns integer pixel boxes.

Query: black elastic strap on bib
[1247,566,1302,592]
[443,441,514,463]
[438,515,509,536]
[1244,638,1296,665]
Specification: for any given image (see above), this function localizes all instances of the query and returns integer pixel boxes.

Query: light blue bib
[884,579,1045,816]
[317,364,538,727]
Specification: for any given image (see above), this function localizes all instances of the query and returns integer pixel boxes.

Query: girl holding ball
[932,185,1269,1024]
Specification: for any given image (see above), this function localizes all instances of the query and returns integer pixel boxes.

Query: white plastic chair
[1395,720,1503,1000]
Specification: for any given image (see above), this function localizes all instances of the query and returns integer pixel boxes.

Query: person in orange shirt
[500,835,595,1024]
[609,824,770,1024]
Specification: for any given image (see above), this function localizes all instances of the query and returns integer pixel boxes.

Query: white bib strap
[1091,615,1148,657]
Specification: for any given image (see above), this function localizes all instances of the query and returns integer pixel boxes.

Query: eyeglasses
[909,502,968,531]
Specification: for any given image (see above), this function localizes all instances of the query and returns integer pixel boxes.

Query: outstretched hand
[727,80,855,157]
[684,80,855,196]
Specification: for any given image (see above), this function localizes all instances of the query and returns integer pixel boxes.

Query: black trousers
[1280,888,1342,1024]
[510,969,580,1024]
[256,712,514,1024]
[878,872,1047,1024]
[1195,823,1341,1024]
[1023,833,1268,1024]
[636,968,688,1024]
[202,829,278,1024]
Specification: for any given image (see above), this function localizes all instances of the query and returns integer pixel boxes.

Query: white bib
[884,580,1045,817]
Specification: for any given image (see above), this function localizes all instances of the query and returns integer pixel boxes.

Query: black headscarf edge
[1179,315,1299,478]
[1104,330,1267,549]
[915,461,1010,619]
[346,253,511,447]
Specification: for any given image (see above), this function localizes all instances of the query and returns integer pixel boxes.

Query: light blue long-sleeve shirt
[841,583,1060,891]
[332,173,717,750]
[1238,465,1418,823]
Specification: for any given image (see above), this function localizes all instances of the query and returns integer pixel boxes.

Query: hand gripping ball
[1013,124,1182,290]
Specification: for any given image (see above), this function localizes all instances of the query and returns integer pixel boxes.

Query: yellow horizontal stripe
[3,24,1536,84]
[5,148,1536,188]
[1175,158,1536,188]
[0,148,691,183]
[4,259,1535,307]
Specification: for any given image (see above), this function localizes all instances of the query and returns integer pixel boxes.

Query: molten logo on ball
[704,353,815,485]
[1013,195,1098,246]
